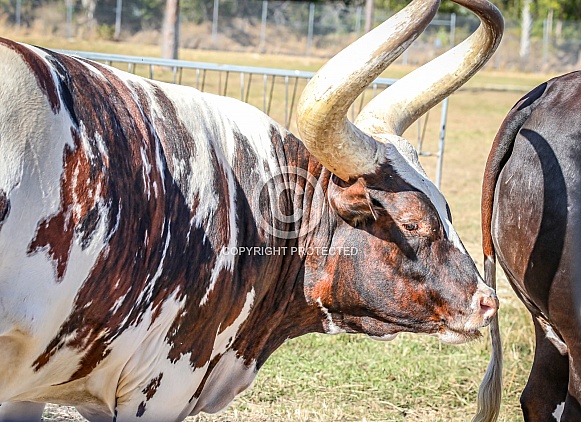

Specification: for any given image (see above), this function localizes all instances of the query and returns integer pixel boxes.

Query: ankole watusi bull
[0,0,503,420]
[482,71,581,422]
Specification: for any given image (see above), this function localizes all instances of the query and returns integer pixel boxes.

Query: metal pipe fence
[59,50,449,187]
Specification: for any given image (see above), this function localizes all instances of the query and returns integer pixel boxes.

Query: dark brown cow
[482,71,581,421]
[0,0,503,421]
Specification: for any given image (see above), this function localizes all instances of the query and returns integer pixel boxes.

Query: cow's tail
[472,85,546,422]
[473,126,507,422]
[472,256,502,422]
[472,126,508,422]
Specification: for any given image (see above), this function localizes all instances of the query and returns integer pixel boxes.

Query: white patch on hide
[316,298,346,335]
[553,401,565,421]
[537,317,568,355]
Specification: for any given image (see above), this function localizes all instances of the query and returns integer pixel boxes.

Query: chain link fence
[3,0,581,71]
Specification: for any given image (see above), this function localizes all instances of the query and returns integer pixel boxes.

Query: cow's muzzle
[437,281,498,344]
[471,282,499,324]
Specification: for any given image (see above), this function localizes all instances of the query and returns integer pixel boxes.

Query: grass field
[4,30,562,421]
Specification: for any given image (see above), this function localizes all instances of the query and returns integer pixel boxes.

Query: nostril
[479,295,498,319]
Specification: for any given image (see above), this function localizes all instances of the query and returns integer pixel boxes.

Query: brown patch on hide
[136,372,164,417]
[30,53,186,376]
[0,190,10,230]
[28,127,106,281]
[143,372,163,401]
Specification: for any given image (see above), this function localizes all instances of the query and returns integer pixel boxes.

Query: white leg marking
[553,401,565,421]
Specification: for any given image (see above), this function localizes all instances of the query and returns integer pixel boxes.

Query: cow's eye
[403,222,419,231]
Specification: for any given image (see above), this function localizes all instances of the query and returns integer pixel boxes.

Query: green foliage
[495,0,581,20]
[97,23,116,39]
[181,0,210,25]
[3,0,581,35]
[376,0,581,20]
[559,0,581,20]
[0,0,45,27]
[93,0,165,31]
[375,0,465,14]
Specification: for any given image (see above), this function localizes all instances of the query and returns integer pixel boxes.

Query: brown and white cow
[482,71,581,422]
[0,0,502,421]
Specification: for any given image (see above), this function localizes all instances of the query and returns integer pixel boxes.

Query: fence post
[66,0,73,39]
[520,0,532,64]
[306,2,315,56]
[449,13,456,47]
[114,0,122,40]
[259,0,268,52]
[355,6,362,38]
[542,10,553,68]
[212,0,219,46]
[364,0,373,32]
[542,19,549,68]
[436,97,449,189]
[15,0,21,29]
[161,0,180,59]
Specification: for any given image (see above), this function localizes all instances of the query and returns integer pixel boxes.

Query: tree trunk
[161,0,180,60]
[364,0,374,33]
[520,0,532,62]
[80,0,97,38]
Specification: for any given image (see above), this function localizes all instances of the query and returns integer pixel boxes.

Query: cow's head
[296,0,503,343]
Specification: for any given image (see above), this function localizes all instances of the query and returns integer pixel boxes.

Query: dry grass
[1,33,552,422]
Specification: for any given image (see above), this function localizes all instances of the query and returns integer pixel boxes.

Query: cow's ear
[329,176,378,225]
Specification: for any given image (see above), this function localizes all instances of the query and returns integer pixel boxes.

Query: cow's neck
[228,129,337,369]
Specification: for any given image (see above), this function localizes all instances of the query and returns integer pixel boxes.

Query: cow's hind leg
[560,394,581,422]
[0,401,45,422]
[520,319,568,421]
[560,341,581,421]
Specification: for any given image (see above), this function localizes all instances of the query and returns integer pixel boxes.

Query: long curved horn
[355,0,504,137]
[296,0,440,181]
